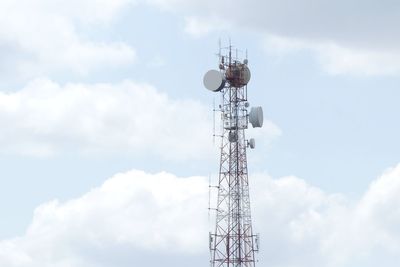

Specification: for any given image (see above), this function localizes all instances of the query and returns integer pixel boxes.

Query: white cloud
[264,35,400,76]
[0,0,136,78]
[250,166,400,267]
[0,79,281,159]
[0,79,216,160]
[0,170,209,267]
[2,165,400,266]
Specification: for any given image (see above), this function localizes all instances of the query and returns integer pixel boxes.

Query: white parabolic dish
[203,70,225,92]
[249,106,263,128]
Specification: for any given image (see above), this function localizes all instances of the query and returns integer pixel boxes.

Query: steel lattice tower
[203,45,263,267]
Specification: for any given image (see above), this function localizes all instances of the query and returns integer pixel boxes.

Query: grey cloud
[147,0,400,75]
[150,0,400,50]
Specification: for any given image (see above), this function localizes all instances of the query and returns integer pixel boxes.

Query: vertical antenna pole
[219,38,222,59]
[213,97,216,145]
[208,174,211,221]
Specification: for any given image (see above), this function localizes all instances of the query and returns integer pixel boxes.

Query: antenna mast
[203,44,263,267]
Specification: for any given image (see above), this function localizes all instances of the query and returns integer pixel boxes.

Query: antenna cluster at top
[203,46,251,92]
[202,44,264,150]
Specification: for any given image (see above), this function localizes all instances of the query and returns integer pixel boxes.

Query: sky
[1,0,400,266]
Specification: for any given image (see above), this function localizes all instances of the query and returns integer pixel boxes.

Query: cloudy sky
[1,0,400,266]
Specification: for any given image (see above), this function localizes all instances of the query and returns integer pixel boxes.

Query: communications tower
[203,45,263,267]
